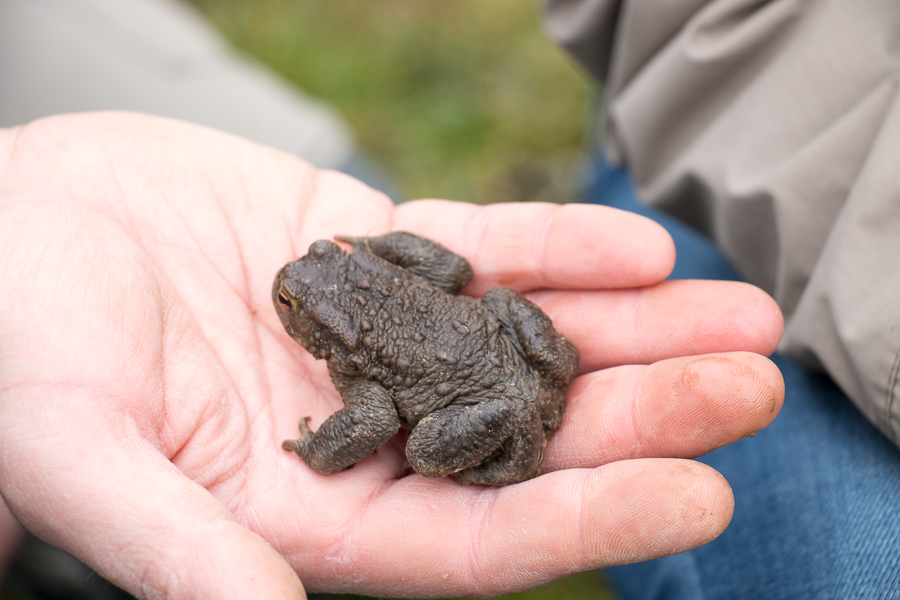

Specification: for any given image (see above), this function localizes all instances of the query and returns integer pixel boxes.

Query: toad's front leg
[282,379,400,474]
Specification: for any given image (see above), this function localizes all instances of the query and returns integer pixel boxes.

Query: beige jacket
[544,0,900,446]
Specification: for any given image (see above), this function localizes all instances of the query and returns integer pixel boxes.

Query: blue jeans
[588,163,900,599]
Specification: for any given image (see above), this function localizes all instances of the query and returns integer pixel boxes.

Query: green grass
[187,0,593,204]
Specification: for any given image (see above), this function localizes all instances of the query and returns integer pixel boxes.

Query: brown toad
[274,232,578,485]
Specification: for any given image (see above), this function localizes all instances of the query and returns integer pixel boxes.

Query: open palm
[0,113,783,599]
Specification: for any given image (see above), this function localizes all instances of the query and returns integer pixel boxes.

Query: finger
[545,352,785,471]
[287,459,732,597]
[532,279,784,371]
[0,391,306,600]
[392,200,676,293]
[297,169,395,252]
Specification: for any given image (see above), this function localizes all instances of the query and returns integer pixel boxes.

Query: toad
[274,232,579,485]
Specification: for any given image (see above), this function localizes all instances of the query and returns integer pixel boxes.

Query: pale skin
[0,113,785,599]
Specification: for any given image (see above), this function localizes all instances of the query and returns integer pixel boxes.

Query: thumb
[0,392,305,600]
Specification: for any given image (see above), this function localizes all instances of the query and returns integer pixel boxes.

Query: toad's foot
[282,380,400,475]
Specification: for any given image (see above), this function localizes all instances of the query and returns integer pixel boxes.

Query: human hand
[0,113,783,599]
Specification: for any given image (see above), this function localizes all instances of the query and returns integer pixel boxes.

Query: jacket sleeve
[544,0,900,447]
[543,0,715,91]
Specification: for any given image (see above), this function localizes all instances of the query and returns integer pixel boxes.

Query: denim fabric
[589,163,900,599]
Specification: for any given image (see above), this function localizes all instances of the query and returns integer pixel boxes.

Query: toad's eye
[277,289,292,308]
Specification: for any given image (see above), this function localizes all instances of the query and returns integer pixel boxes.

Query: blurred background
[0,0,594,205]
[185,0,594,205]
[0,0,618,598]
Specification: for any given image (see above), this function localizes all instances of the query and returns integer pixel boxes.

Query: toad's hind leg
[405,398,545,486]
[481,287,580,389]
[282,379,400,475]
[336,231,473,294]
